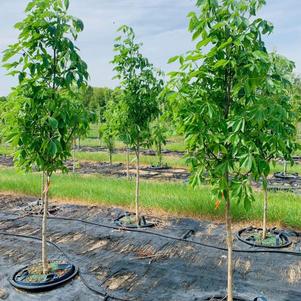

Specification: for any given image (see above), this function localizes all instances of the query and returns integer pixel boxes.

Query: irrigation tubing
[3,212,300,257]
[0,231,131,301]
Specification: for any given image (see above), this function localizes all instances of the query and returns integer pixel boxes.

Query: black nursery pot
[237,227,291,249]
[114,212,154,229]
[10,262,78,292]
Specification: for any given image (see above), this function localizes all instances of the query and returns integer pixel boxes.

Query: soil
[76,145,185,157]
[3,153,301,189]
[0,194,301,301]
[0,154,190,182]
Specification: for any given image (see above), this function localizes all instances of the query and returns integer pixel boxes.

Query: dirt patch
[0,154,189,182]
[76,145,185,157]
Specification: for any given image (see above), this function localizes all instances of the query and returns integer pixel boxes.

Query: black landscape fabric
[0,194,300,301]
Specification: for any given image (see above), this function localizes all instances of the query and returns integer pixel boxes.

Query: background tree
[252,53,298,239]
[112,25,163,224]
[167,0,295,300]
[2,0,89,274]
[99,122,116,166]
[150,96,168,167]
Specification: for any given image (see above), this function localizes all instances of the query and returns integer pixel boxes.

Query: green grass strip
[0,167,300,229]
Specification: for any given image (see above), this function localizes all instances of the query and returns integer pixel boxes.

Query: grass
[1,166,301,229]
[0,145,13,156]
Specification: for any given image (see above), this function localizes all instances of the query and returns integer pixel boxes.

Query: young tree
[167,0,295,299]
[112,25,163,224]
[99,123,115,166]
[2,0,89,274]
[150,115,168,167]
[254,53,298,239]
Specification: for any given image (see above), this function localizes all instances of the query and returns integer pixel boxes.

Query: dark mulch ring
[11,261,78,291]
[149,164,171,170]
[273,172,299,180]
[114,212,155,229]
[237,227,291,248]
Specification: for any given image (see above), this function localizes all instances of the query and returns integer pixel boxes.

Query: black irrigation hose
[45,215,301,257]
[0,231,131,301]
[3,212,301,256]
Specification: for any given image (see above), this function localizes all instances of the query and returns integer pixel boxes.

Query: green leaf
[241,154,253,170]
[18,72,25,82]
[168,56,179,64]
[48,141,57,156]
[213,59,228,69]
[48,117,58,129]
[75,19,84,32]
[196,37,212,49]
[64,0,70,9]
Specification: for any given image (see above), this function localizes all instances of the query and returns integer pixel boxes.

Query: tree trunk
[126,148,130,180]
[262,178,268,239]
[72,139,76,173]
[109,150,112,166]
[225,192,233,301]
[42,174,50,274]
[158,143,162,167]
[40,172,45,203]
[135,146,140,225]
[283,161,288,175]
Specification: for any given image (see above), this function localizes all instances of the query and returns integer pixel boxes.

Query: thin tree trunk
[158,143,162,167]
[72,139,76,173]
[42,174,50,274]
[262,177,268,239]
[283,161,288,175]
[41,172,45,203]
[126,148,130,180]
[225,191,233,301]
[135,145,140,225]
[109,150,112,166]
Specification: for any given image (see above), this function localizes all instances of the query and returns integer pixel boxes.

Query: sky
[0,0,300,96]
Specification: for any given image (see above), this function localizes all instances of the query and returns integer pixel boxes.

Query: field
[1,1,301,300]
[1,124,301,229]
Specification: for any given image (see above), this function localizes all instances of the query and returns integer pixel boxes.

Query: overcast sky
[0,0,300,96]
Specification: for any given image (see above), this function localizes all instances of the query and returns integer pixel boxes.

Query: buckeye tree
[2,0,89,274]
[112,25,163,224]
[167,0,295,299]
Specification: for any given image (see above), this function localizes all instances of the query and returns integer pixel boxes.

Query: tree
[99,122,115,166]
[167,0,294,299]
[253,53,298,239]
[2,0,89,274]
[150,103,168,167]
[112,25,163,224]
